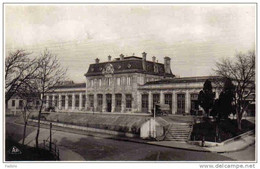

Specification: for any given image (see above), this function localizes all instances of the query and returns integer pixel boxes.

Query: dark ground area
[5,137,57,161]
[191,119,255,142]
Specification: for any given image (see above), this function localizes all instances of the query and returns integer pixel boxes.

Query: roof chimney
[108,55,111,61]
[164,56,171,74]
[142,52,147,71]
[152,56,156,62]
[95,58,100,64]
[120,54,124,60]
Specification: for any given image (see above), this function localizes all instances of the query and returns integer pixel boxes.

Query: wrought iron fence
[42,140,60,160]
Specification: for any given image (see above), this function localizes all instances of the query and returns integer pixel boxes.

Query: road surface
[5,117,254,161]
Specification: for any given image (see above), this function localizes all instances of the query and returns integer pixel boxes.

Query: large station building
[7,52,255,116]
[43,52,222,115]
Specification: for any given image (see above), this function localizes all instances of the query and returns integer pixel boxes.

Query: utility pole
[49,122,52,151]
[153,104,156,138]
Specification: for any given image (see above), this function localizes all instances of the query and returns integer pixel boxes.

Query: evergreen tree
[198,79,215,117]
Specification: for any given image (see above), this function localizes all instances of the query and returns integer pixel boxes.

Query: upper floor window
[127,77,131,86]
[154,65,159,73]
[117,77,121,86]
[12,100,15,107]
[98,79,102,87]
[91,79,94,87]
[108,78,111,86]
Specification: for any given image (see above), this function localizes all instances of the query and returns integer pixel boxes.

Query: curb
[208,140,255,153]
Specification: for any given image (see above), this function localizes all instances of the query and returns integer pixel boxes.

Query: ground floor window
[49,96,53,107]
[177,94,185,114]
[165,94,172,111]
[82,94,86,108]
[97,94,103,111]
[89,94,94,108]
[68,95,72,108]
[115,94,122,112]
[12,100,15,107]
[190,93,199,115]
[54,95,58,107]
[126,94,132,111]
[106,94,112,112]
[61,95,65,107]
[153,94,160,107]
[142,94,149,112]
[75,95,79,108]
[19,100,23,109]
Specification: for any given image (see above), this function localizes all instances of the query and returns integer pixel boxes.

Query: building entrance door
[106,94,112,112]
[190,94,199,115]
[177,94,185,114]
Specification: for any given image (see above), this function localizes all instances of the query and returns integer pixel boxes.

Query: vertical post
[79,93,82,111]
[94,94,97,112]
[148,91,152,113]
[52,94,55,109]
[153,104,156,138]
[121,93,126,113]
[185,90,190,115]
[55,144,56,154]
[102,94,106,112]
[58,94,62,110]
[65,95,68,110]
[72,94,75,110]
[46,95,49,108]
[160,91,164,104]
[111,94,115,113]
[49,122,52,151]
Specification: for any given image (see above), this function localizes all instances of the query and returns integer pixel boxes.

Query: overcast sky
[5,4,255,82]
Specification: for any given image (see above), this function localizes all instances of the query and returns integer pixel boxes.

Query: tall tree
[5,50,38,109]
[32,49,66,148]
[198,79,215,117]
[16,83,39,145]
[214,50,255,130]
[218,78,235,120]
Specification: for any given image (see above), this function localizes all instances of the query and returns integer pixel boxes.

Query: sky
[5,4,256,82]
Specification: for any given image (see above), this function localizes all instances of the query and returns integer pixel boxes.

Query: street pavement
[5,116,255,161]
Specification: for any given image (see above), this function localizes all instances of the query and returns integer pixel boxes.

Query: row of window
[11,100,24,108]
[89,77,132,87]
[44,94,86,108]
[141,93,199,114]
[88,94,133,110]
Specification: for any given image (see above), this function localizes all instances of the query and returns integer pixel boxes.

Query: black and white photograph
[2,2,257,167]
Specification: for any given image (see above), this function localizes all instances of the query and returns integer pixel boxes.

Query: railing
[156,123,172,141]
[188,124,193,141]
[42,140,60,160]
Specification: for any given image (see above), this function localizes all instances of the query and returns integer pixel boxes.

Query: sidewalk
[205,134,255,153]
[18,127,85,161]
[145,133,255,153]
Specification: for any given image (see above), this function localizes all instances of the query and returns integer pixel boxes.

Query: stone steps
[164,123,193,141]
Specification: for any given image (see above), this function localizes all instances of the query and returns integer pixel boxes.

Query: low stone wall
[29,119,139,138]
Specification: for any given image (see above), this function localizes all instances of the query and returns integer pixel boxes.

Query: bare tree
[31,49,67,148]
[17,82,39,145]
[5,50,38,110]
[214,50,255,130]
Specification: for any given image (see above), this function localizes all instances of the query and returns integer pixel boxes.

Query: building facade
[84,52,174,113]
[45,82,86,112]
[138,76,221,115]
[34,52,254,116]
